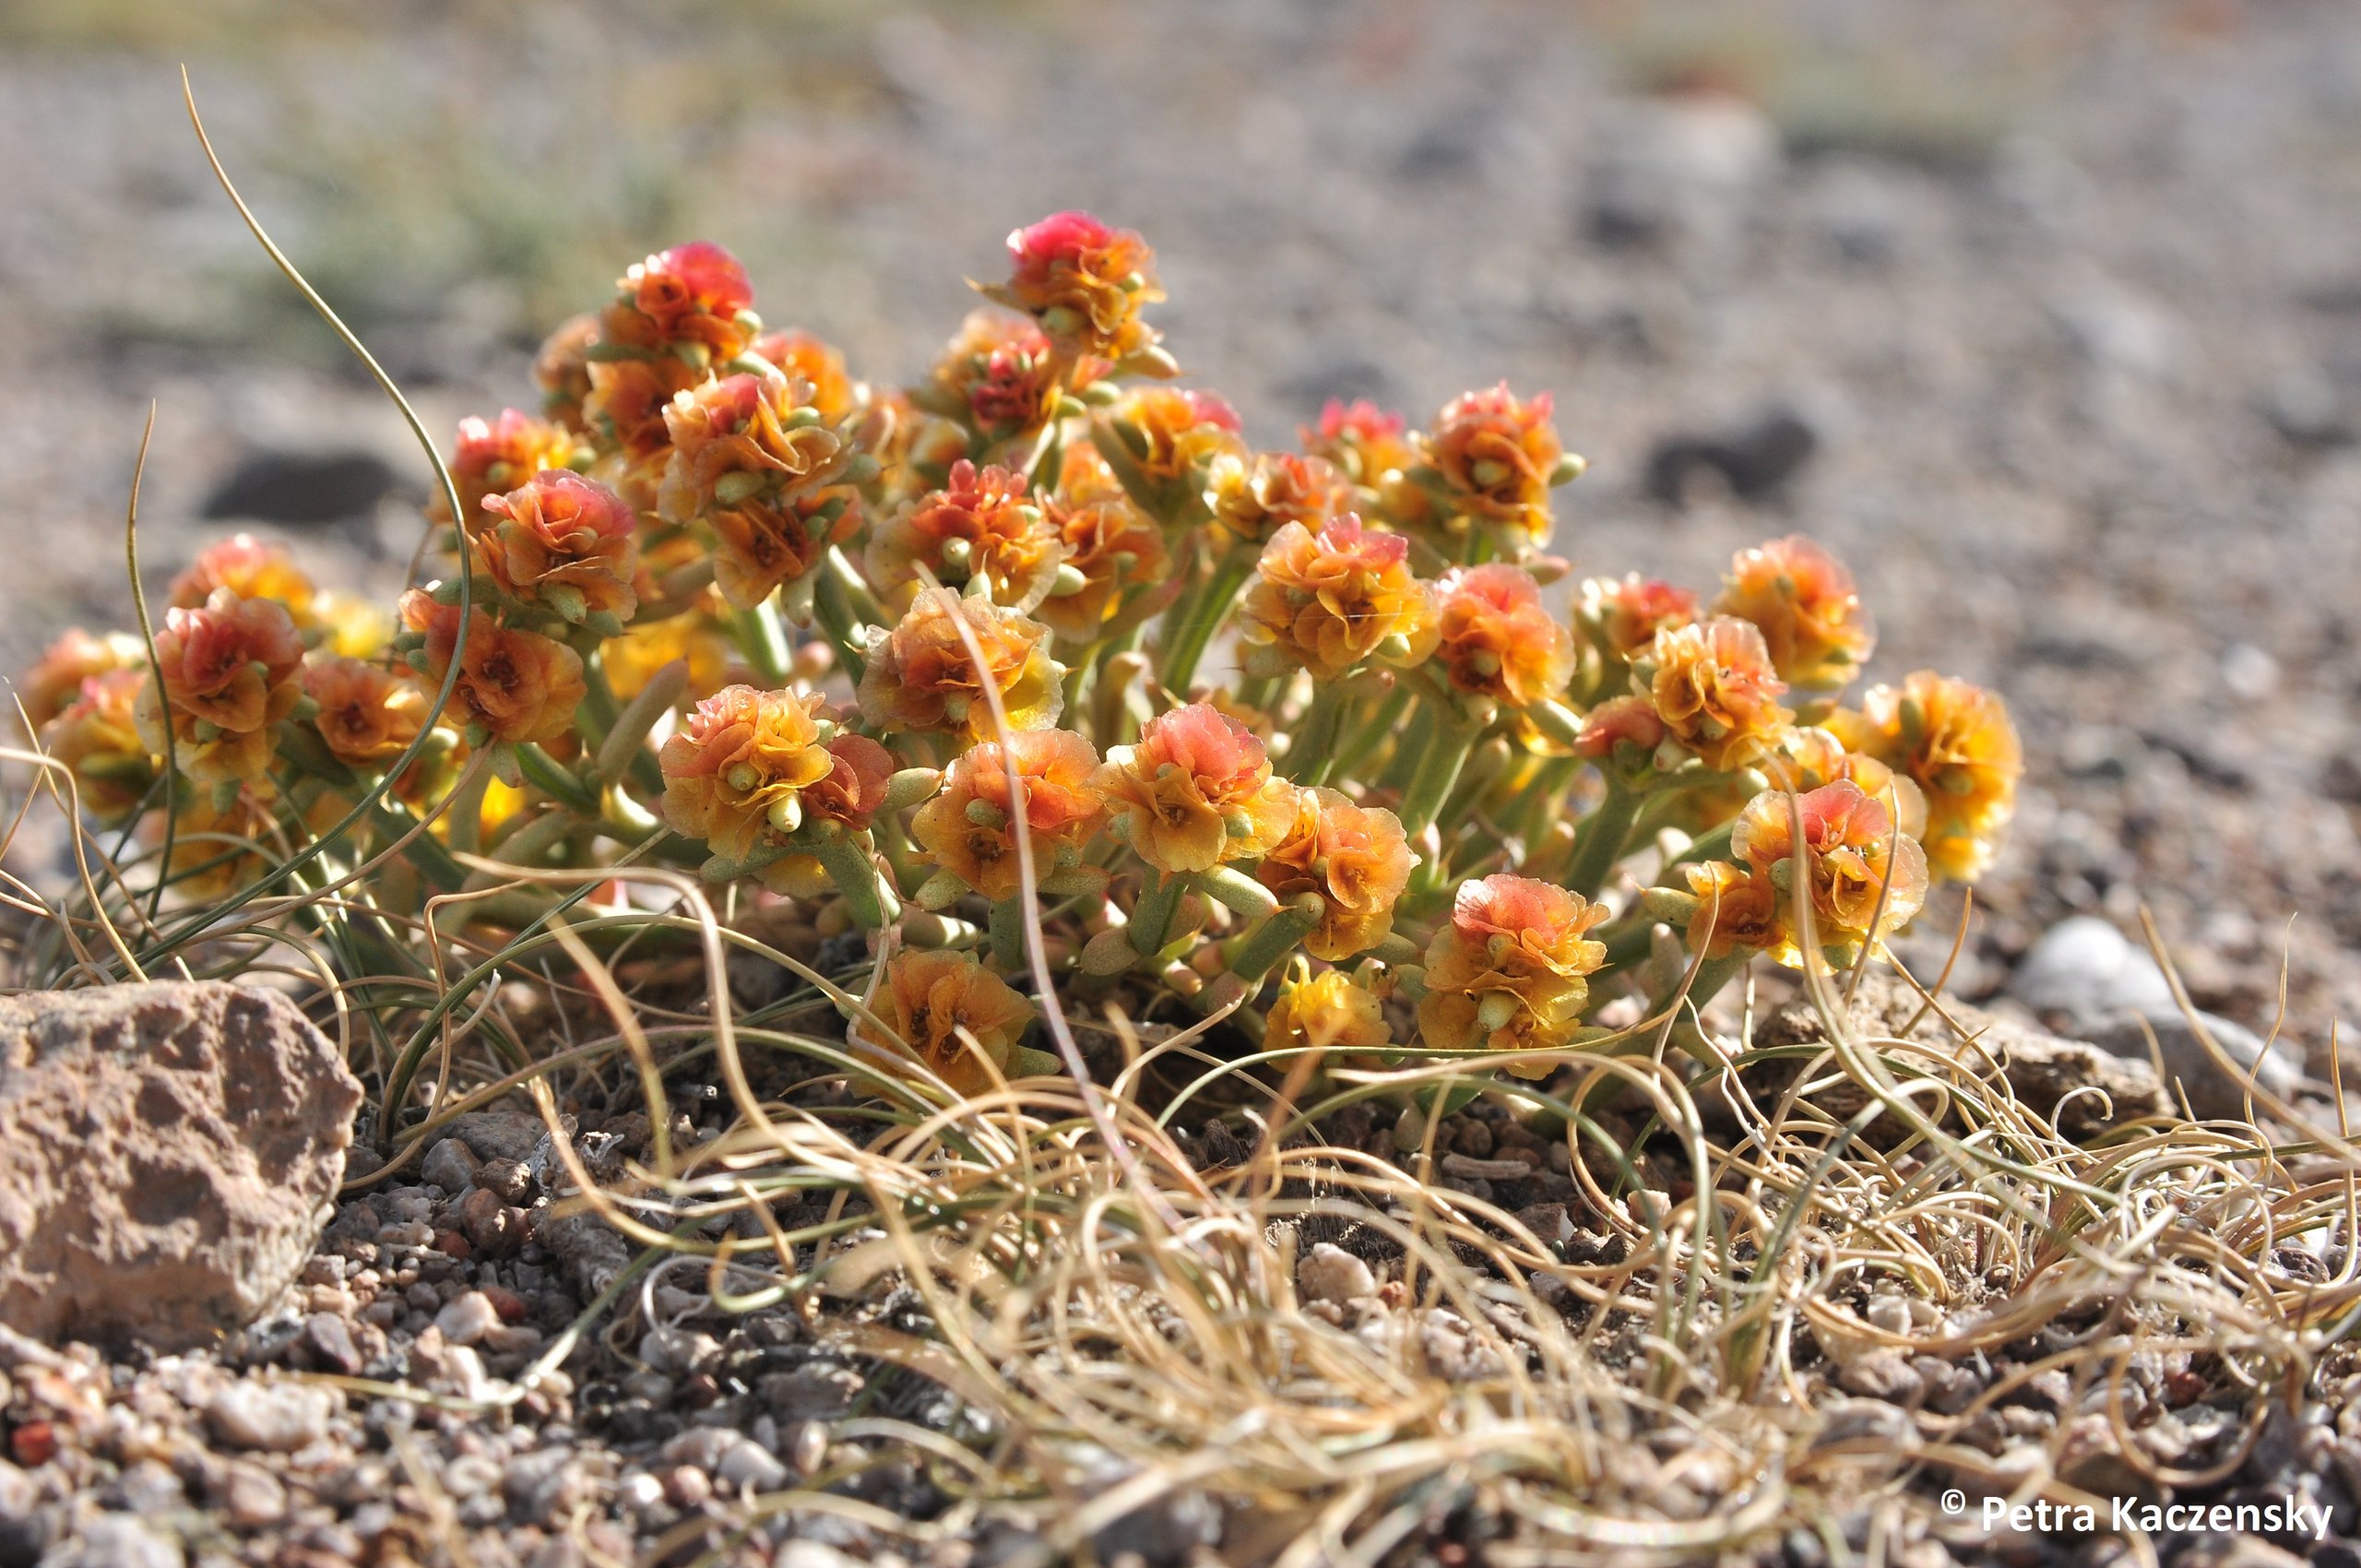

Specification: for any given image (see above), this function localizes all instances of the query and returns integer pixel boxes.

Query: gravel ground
[6,1,2361,1562]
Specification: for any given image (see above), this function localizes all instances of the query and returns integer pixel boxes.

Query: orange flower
[161,781,282,901]
[1301,399,1417,489]
[1097,387,1245,506]
[42,670,153,820]
[1264,968,1391,1057]
[1205,450,1350,548]
[586,355,701,469]
[1238,516,1434,680]
[1681,859,1786,960]
[1714,535,1876,690]
[850,949,1037,1097]
[856,594,1064,742]
[750,330,857,422]
[1830,671,2022,883]
[1574,695,1667,761]
[432,409,587,531]
[657,684,839,862]
[136,589,306,786]
[533,313,599,432]
[397,594,586,746]
[1036,454,1168,643]
[1420,384,1570,544]
[1579,573,1699,659]
[658,372,863,610]
[599,240,755,361]
[1642,617,1793,772]
[911,730,1105,900]
[169,535,316,626]
[1432,564,1575,707]
[924,310,1067,435]
[475,470,640,624]
[1417,874,1608,1077]
[978,210,1164,369]
[1093,702,1295,874]
[303,658,428,769]
[867,460,1066,613]
[21,627,143,732]
[1762,726,1927,842]
[1729,780,1928,959]
[1255,787,1414,961]
[804,733,898,834]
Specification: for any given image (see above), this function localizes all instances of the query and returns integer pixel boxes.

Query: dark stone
[202,449,402,527]
[1644,408,1819,505]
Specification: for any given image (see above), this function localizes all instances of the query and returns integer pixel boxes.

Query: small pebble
[1296,1243,1377,1307]
[435,1291,504,1348]
[206,1384,334,1453]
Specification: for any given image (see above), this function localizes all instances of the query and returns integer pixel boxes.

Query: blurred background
[4,0,2359,1027]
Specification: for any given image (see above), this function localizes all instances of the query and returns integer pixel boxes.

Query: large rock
[0,983,361,1348]
[1745,970,2172,1140]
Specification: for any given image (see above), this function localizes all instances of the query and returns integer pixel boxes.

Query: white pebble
[1296,1243,1377,1307]
[434,1291,502,1348]
[206,1383,334,1453]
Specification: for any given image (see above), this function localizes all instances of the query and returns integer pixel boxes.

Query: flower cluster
[26,213,2023,1108]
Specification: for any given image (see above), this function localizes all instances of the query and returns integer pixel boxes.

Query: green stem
[735,600,794,686]
[1285,683,1352,786]
[989,896,1026,971]
[1561,778,1642,898]
[1157,544,1253,696]
[1397,718,1478,837]
[813,833,896,930]
[810,565,867,685]
[1332,686,1409,782]
[515,742,599,815]
[1228,905,1322,984]
[1126,871,1186,958]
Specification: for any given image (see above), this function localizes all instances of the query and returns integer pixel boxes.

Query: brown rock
[0,982,361,1348]
[1743,971,2172,1139]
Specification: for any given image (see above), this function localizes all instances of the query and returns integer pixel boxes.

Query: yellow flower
[1578,573,1699,659]
[866,459,1067,613]
[857,595,1064,743]
[1255,787,1414,961]
[1204,450,1349,549]
[42,669,153,820]
[21,627,144,733]
[1093,702,1294,875]
[1641,616,1793,773]
[1729,780,1928,961]
[1681,859,1786,960]
[1420,383,1570,545]
[977,210,1165,370]
[658,684,840,862]
[850,949,1037,1097]
[910,731,1105,900]
[169,535,316,628]
[600,614,736,703]
[1830,671,2022,883]
[1264,968,1391,1057]
[658,372,864,611]
[1238,516,1434,680]
[161,781,283,901]
[1036,450,1168,643]
[1714,535,1876,690]
[1432,564,1574,707]
[1417,874,1608,1078]
[430,409,588,531]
